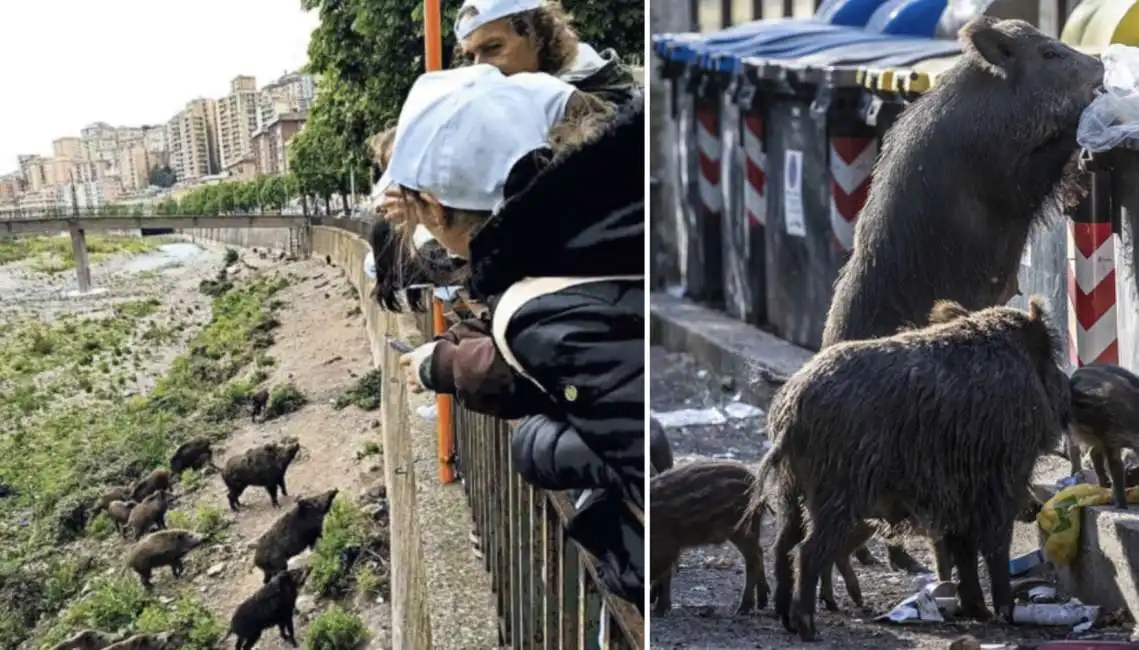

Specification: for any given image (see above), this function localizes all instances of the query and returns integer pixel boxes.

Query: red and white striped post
[828,134,877,252]
[743,115,766,228]
[696,101,725,306]
[1068,171,1119,367]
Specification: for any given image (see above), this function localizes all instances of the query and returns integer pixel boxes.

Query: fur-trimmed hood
[468,98,644,299]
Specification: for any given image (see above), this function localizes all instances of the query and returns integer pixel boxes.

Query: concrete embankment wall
[182,227,294,251]
[189,225,497,649]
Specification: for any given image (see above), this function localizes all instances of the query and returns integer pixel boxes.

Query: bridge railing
[451,405,644,649]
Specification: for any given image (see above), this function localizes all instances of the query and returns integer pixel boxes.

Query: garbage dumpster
[726,37,958,349]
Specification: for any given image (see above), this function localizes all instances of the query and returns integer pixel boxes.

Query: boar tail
[1024,295,1062,366]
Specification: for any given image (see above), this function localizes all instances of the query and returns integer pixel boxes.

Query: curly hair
[453,0,580,75]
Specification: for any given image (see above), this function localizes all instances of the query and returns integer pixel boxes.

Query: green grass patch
[264,382,307,421]
[333,370,382,411]
[33,574,223,650]
[0,234,158,273]
[166,504,229,541]
[0,274,289,647]
[304,604,370,650]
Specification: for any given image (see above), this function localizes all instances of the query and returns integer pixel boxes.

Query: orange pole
[425,0,443,72]
[426,1,452,483]
[433,298,456,483]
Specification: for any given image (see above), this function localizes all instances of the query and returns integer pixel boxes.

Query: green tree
[147,166,177,188]
[215,183,237,214]
[237,181,259,212]
[562,0,643,64]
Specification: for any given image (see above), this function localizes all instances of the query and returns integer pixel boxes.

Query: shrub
[308,496,368,597]
[264,382,307,421]
[223,248,240,265]
[333,370,382,411]
[304,605,370,650]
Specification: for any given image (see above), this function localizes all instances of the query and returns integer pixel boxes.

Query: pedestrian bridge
[0,213,309,237]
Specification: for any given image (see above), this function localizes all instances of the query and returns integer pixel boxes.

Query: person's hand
[378,186,407,224]
[399,341,438,393]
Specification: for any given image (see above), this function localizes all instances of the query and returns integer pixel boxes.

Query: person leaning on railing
[453,0,640,106]
[379,64,646,608]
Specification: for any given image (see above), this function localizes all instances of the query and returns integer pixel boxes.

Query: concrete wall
[182,226,294,252]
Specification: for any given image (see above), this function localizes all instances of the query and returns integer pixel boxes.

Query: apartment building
[19,156,46,192]
[80,122,119,167]
[52,137,83,160]
[257,71,316,130]
[214,75,260,171]
[119,143,152,191]
[224,154,258,181]
[251,111,306,176]
[142,125,169,169]
[167,98,219,182]
[0,174,22,203]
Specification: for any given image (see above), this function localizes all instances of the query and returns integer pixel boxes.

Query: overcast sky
[0,0,320,173]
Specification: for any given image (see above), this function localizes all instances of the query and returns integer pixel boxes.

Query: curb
[649,291,813,398]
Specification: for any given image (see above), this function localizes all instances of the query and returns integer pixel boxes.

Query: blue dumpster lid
[864,0,948,36]
[815,0,895,27]
[669,21,842,65]
[702,29,927,73]
[795,38,959,67]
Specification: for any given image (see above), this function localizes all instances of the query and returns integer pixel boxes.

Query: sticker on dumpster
[784,149,806,237]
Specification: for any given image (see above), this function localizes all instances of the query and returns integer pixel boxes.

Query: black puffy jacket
[469,98,645,607]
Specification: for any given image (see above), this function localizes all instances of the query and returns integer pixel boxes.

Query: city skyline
[0,0,320,170]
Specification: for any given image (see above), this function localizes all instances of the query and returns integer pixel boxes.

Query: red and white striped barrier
[1068,221,1119,366]
[743,115,766,227]
[828,136,877,251]
[696,105,722,218]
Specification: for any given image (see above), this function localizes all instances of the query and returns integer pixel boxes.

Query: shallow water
[121,242,209,273]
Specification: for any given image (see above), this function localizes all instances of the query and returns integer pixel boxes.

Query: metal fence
[452,406,645,650]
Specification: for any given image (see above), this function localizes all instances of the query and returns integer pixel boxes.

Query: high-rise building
[52,137,83,160]
[118,143,152,191]
[167,98,219,182]
[251,111,307,176]
[0,174,23,203]
[18,155,46,192]
[257,71,316,131]
[214,75,260,171]
[80,122,119,167]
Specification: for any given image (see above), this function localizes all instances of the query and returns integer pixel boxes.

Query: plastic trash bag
[1078,44,1139,152]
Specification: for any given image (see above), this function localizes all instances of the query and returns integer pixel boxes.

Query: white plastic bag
[1077,44,1139,152]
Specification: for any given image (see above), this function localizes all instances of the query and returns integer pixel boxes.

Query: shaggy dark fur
[648,416,674,611]
[248,389,269,423]
[650,460,768,616]
[129,468,171,502]
[253,489,339,582]
[759,298,1069,641]
[221,440,301,510]
[367,219,462,313]
[127,529,205,589]
[819,17,1100,577]
[1069,363,1139,508]
[107,499,137,537]
[50,629,120,650]
[96,486,132,513]
[170,436,217,475]
[127,490,169,540]
[102,633,173,650]
[226,567,309,649]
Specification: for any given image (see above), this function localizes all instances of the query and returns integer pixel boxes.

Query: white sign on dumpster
[784,149,806,237]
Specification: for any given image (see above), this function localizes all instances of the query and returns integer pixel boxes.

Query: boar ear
[961,16,1015,76]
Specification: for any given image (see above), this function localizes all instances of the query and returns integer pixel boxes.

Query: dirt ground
[649,347,1135,649]
[171,255,394,648]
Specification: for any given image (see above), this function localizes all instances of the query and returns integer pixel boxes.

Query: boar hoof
[790,605,818,642]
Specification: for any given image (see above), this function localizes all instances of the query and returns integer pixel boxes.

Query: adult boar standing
[819,16,1102,574]
[762,299,1071,641]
